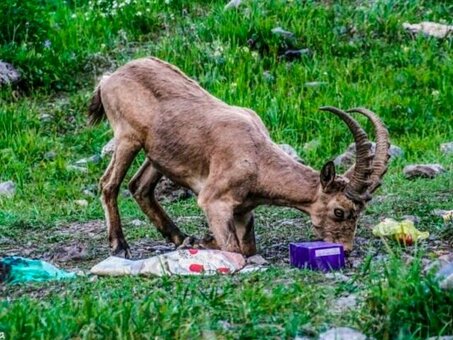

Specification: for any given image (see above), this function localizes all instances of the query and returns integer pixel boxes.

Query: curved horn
[320,106,373,197]
[347,108,390,193]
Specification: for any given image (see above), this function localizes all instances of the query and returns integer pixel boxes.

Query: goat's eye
[334,208,345,219]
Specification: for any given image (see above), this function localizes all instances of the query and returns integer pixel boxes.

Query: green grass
[1,0,453,338]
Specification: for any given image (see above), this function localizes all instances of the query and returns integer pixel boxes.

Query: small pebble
[0,181,16,198]
[75,199,89,207]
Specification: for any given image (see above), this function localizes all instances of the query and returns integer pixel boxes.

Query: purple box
[290,241,345,271]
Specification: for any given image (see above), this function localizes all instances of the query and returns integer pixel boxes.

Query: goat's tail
[87,83,106,126]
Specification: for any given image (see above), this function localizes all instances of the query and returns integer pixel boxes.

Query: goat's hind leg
[129,158,187,246]
[100,139,140,258]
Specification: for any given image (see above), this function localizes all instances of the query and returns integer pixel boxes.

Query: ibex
[88,57,389,258]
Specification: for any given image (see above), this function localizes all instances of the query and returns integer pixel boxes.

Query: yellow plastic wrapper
[372,218,429,245]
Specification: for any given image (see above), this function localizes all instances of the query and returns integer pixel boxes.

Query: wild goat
[88,57,389,258]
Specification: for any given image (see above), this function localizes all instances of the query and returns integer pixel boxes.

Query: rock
[263,71,275,83]
[130,219,145,227]
[424,254,453,273]
[50,243,88,262]
[319,327,366,340]
[74,199,89,207]
[66,165,88,173]
[278,144,304,163]
[330,294,357,313]
[427,336,453,340]
[224,0,241,9]
[403,164,445,179]
[155,177,192,202]
[271,27,295,39]
[304,81,328,87]
[303,139,321,153]
[325,272,349,282]
[0,61,20,86]
[334,151,355,167]
[74,155,101,166]
[39,113,53,123]
[122,189,132,198]
[437,262,453,290]
[101,138,116,158]
[82,189,96,197]
[282,49,311,60]
[246,254,268,266]
[82,184,98,197]
[0,181,16,198]
[403,22,453,39]
[334,142,403,167]
[440,142,453,155]
[434,209,453,223]
[402,215,420,224]
[44,151,57,160]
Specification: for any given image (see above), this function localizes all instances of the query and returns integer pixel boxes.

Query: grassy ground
[1,0,453,338]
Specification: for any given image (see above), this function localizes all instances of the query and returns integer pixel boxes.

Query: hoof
[177,236,200,249]
[111,241,131,259]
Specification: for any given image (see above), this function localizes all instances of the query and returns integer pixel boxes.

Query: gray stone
[130,219,145,227]
[83,189,96,197]
[0,61,20,86]
[224,0,241,9]
[67,165,88,173]
[101,138,116,158]
[155,177,192,202]
[403,22,453,39]
[283,49,311,60]
[403,164,445,179]
[39,113,53,123]
[330,294,358,313]
[303,139,321,153]
[424,254,453,273]
[427,336,453,340]
[44,151,57,160]
[440,142,453,155]
[263,71,275,83]
[437,262,453,290]
[278,143,304,163]
[325,272,349,282]
[0,181,16,198]
[271,27,295,38]
[336,142,403,167]
[304,81,328,87]
[74,154,101,166]
[74,199,89,207]
[319,327,366,340]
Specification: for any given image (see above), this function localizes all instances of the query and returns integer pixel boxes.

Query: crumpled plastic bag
[372,218,429,244]
[0,257,76,284]
[90,249,248,276]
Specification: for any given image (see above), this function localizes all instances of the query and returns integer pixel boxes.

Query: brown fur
[88,57,380,257]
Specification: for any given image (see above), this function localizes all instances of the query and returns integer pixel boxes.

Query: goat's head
[309,107,390,253]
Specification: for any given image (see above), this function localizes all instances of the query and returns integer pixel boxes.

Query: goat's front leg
[234,212,257,257]
[100,139,140,258]
[129,158,187,245]
[198,198,241,253]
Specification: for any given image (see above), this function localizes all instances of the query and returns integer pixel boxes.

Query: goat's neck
[257,147,320,213]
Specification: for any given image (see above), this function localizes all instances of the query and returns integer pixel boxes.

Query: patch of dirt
[2,213,451,280]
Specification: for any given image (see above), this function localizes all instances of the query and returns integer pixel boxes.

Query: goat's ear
[320,161,336,191]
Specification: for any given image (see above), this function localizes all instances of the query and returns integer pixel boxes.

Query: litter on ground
[90,249,267,276]
[0,256,76,284]
[372,218,429,245]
